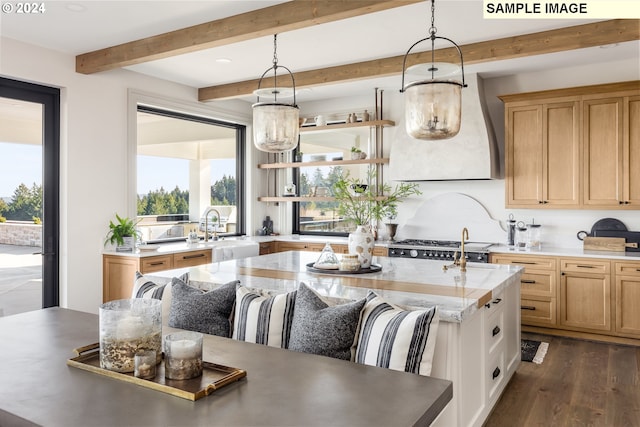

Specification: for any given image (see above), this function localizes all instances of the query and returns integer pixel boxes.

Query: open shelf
[258,196,388,203]
[299,119,394,133]
[258,158,389,169]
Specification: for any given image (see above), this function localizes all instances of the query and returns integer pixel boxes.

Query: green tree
[5,183,42,221]
[211,175,236,205]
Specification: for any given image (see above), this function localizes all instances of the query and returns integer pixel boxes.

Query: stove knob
[409,249,418,258]
[477,254,484,260]
[390,249,396,256]
[400,250,405,256]
[423,250,429,257]
[439,252,445,258]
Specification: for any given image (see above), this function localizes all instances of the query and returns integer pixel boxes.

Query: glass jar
[164,331,204,380]
[99,298,162,373]
[339,254,361,272]
[527,222,542,249]
[515,222,528,250]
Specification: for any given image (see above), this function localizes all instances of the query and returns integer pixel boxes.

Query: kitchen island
[152,251,523,427]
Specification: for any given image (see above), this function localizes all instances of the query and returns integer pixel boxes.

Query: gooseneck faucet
[460,227,469,272]
[203,207,222,242]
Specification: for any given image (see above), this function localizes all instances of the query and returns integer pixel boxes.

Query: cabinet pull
[636,269,640,272]
[148,262,165,266]
[521,279,536,284]
[492,367,501,380]
[493,298,502,305]
[492,326,501,337]
[576,265,595,269]
[513,261,535,265]
[521,305,536,311]
[182,253,205,260]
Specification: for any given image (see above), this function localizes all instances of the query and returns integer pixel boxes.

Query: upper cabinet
[500,81,640,209]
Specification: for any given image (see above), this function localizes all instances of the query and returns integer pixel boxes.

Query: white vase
[348,225,375,268]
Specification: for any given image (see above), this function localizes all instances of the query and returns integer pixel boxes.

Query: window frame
[130,98,247,238]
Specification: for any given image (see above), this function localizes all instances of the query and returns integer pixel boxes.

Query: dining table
[0,308,452,427]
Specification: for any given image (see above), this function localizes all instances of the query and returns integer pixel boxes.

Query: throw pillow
[132,271,189,300]
[232,285,296,348]
[168,277,239,337]
[355,291,439,376]
[288,282,366,361]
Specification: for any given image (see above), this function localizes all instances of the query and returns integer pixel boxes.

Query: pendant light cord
[429,0,436,80]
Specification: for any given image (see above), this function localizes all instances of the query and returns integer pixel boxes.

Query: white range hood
[389,73,499,181]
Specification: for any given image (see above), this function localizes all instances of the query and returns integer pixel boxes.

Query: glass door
[0,78,60,316]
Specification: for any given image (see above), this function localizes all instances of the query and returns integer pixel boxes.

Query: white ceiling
[1,1,638,104]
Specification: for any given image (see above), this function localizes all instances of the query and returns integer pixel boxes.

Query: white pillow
[232,285,296,348]
[132,271,188,325]
[355,291,439,376]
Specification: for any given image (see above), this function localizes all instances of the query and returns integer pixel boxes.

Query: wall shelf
[258,196,388,203]
[299,119,395,133]
[257,158,389,169]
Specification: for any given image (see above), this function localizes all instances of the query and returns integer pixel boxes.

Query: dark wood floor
[485,332,640,427]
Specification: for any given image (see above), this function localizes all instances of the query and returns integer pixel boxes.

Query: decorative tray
[306,262,382,275]
[67,343,247,401]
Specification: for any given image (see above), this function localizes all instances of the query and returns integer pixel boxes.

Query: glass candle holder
[164,331,203,380]
[134,350,157,379]
[99,298,162,373]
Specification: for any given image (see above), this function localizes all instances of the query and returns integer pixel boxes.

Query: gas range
[388,239,495,263]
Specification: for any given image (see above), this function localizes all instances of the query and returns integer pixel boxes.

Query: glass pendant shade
[252,103,299,152]
[403,80,462,139]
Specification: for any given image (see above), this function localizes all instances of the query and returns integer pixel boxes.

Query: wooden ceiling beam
[75,0,422,74]
[198,19,640,101]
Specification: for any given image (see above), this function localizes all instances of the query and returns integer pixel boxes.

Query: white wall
[1,37,252,313]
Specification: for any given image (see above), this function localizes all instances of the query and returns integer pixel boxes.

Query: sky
[0,142,235,198]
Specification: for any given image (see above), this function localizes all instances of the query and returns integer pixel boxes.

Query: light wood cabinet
[501,81,640,210]
[614,261,640,338]
[258,241,275,255]
[103,249,212,303]
[504,100,580,207]
[559,258,611,332]
[491,254,558,327]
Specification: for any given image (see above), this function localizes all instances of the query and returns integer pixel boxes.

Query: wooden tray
[306,262,382,274]
[67,343,246,401]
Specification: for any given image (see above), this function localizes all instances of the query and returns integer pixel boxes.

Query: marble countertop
[490,244,640,261]
[151,251,523,323]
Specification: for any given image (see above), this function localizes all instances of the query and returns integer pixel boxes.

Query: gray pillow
[168,277,239,337]
[288,282,366,361]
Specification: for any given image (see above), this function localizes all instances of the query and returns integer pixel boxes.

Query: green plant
[0,216,6,223]
[350,146,362,153]
[32,216,41,225]
[332,170,421,226]
[104,213,141,247]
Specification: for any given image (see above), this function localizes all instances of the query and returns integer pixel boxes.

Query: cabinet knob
[492,367,501,380]
[492,326,501,336]
[619,201,624,205]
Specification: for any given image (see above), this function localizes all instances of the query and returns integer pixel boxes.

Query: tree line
[0,176,237,222]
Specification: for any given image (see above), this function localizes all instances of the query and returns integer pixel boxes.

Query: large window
[136,106,245,242]
[293,125,378,236]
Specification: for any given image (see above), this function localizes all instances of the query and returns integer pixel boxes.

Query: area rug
[521,339,549,364]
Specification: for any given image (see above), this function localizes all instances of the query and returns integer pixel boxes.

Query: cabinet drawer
[372,246,388,257]
[140,255,173,273]
[520,271,555,297]
[615,262,640,277]
[173,250,211,268]
[491,254,556,270]
[486,350,506,403]
[521,297,556,326]
[486,306,504,356]
[276,242,325,252]
[561,258,610,274]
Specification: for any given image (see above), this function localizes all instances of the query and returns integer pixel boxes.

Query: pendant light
[252,34,299,152]
[400,0,467,140]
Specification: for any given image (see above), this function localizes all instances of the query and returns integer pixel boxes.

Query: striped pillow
[132,271,188,299]
[355,291,439,376]
[232,285,296,348]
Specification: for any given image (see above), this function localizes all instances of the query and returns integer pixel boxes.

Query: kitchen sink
[197,239,259,261]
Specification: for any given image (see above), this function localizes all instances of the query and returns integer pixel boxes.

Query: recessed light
[215,58,232,64]
[66,3,86,12]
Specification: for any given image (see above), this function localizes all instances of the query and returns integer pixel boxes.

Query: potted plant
[104,213,141,252]
[350,146,367,160]
[332,171,421,266]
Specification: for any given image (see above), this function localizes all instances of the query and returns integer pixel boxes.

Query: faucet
[442,227,469,272]
[203,207,221,242]
[459,227,469,272]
